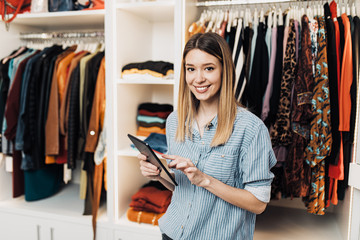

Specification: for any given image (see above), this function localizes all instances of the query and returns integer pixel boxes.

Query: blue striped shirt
[159,107,277,240]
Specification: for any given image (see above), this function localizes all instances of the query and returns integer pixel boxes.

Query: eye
[205,66,214,71]
[186,67,195,72]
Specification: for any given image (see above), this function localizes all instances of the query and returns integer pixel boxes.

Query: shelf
[118,147,163,159]
[117,77,175,85]
[116,1,174,22]
[118,147,139,157]
[0,183,107,224]
[11,10,105,29]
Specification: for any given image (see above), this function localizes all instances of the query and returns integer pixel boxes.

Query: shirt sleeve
[240,123,277,202]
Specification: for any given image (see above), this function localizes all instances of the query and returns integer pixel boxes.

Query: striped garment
[159,107,277,240]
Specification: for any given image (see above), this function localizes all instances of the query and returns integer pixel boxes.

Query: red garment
[328,12,352,207]
[338,13,353,132]
[329,1,341,95]
[138,109,172,119]
[130,186,172,213]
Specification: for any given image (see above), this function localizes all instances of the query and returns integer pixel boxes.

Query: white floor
[254,204,343,240]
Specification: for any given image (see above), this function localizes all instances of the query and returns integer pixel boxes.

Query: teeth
[196,86,208,90]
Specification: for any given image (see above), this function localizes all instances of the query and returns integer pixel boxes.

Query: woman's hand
[137,153,161,181]
[163,154,210,187]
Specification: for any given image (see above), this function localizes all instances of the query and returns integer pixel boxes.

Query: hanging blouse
[285,15,313,198]
[304,16,332,216]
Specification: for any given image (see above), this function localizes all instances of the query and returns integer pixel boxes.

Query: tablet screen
[128,134,178,186]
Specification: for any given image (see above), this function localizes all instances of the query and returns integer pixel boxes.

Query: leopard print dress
[270,20,297,147]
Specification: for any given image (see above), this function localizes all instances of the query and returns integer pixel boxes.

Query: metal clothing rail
[19,31,104,41]
[196,0,303,7]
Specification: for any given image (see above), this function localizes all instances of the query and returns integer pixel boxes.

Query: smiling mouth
[195,85,210,91]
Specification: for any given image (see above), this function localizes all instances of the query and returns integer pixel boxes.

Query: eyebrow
[185,63,215,66]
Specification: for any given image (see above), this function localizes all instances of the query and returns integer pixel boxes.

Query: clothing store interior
[0,0,360,239]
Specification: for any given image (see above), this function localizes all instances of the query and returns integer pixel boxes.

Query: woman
[138,32,276,240]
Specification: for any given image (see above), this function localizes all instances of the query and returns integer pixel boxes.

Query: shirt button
[194,160,198,164]
[221,155,225,158]
[181,225,183,229]
[201,141,205,145]
[90,131,95,135]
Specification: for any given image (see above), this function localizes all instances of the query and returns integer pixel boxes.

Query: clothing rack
[19,31,104,42]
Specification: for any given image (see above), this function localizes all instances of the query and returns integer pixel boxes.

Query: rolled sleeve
[241,123,277,195]
[244,185,271,203]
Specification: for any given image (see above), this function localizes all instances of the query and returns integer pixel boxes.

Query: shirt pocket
[204,150,237,184]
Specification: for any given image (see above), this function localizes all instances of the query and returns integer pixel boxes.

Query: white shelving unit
[0,8,109,240]
[105,1,180,238]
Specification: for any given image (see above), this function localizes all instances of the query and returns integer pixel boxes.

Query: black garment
[37,45,64,168]
[239,26,253,105]
[0,47,27,152]
[226,26,237,52]
[67,64,81,169]
[338,16,345,70]
[324,4,341,166]
[266,25,284,126]
[122,60,174,75]
[323,3,341,204]
[244,26,253,87]
[26,46,61,169]
[22,49,47,167]
[244,22,269,117]
[234,24,244,69]
[138,102,173,113]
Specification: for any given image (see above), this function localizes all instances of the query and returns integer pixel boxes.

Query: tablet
[127,134,178,186]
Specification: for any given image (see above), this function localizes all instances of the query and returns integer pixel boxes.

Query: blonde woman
[138,32,276,240]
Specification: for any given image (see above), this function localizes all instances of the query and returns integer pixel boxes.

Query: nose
[195,70,205,83]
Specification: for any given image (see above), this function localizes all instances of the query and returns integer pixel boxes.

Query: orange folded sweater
[127,207,164,226]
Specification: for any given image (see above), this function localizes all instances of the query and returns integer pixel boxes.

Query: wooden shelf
[116,1,174,22]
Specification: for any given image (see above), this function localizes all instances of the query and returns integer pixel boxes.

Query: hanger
[268,10,273,28]
[346,2,350,15]
[351,3,356,16]
[273,7,277,27]
[215,10,224,32]
[260,7,265,23]
[341,0,346,15]
[285,7,290,27]
[278,7,283,26]
[205,10,216,32]
[254,7,259,25]
[231,10,239,28]
[227,10,232,32]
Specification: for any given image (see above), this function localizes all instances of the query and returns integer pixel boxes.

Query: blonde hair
[176,33,239,146]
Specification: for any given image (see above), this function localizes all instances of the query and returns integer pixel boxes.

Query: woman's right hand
[137,153,161,181]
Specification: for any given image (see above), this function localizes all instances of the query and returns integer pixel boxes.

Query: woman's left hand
[162,154,210,187]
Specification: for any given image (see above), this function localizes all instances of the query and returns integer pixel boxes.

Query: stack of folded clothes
[121,60,174,81]
[127,181,172,226]
[136,102,173,137]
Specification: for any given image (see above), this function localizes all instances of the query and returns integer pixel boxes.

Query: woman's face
[185,49,222,104]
